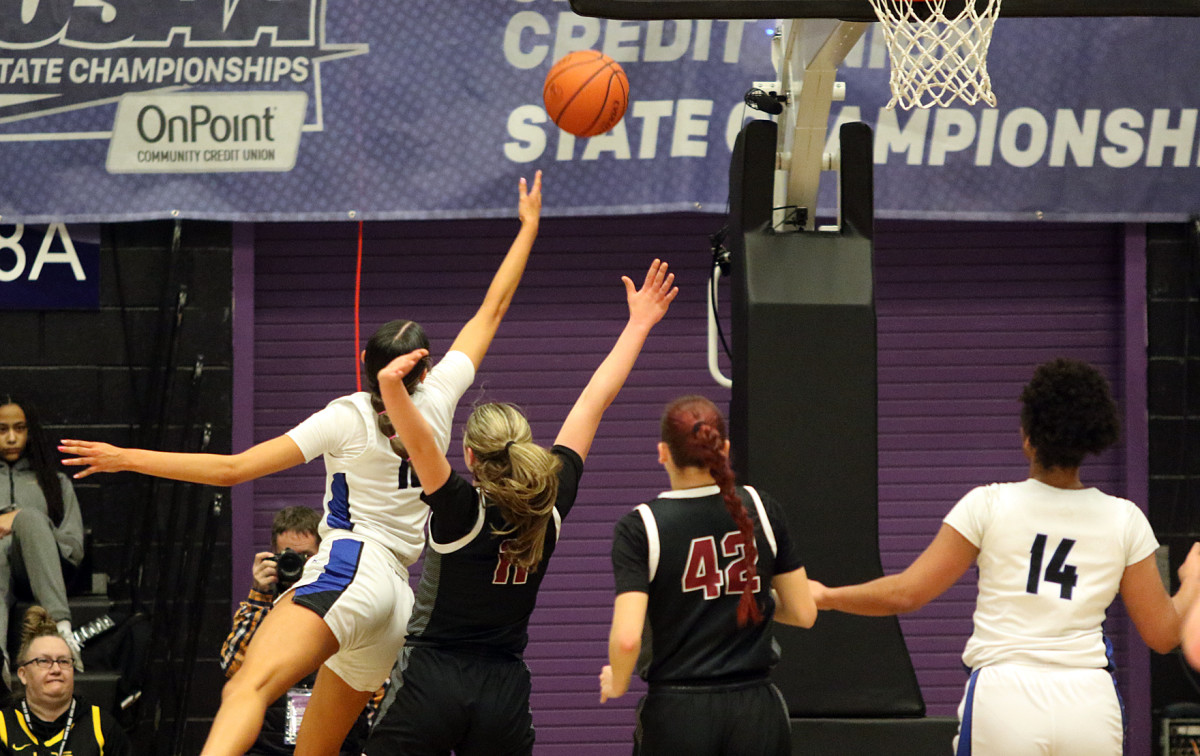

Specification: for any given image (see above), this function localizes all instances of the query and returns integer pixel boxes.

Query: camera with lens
[270,548,308,596]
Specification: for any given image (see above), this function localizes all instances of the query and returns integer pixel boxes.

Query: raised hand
[517,170,543,226]
[622,258,678,330]
[377,349,431,390]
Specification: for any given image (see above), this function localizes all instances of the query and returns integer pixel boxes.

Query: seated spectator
[0,396,85,676]
[221,506,380,755]
[0,605,129,754]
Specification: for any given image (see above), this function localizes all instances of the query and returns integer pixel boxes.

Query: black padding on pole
[728,121,925,717]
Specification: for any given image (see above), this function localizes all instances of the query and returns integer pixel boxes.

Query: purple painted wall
[233,216,1141,753]
[247,214,732,752]
[874,221,1131,717]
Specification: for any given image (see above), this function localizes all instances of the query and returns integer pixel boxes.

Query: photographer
[220,506,378,755]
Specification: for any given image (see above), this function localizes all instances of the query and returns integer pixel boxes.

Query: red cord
[355,220,364,392]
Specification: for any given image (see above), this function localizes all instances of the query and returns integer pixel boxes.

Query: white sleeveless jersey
[286,350,475,567]
[944,479,1158,670]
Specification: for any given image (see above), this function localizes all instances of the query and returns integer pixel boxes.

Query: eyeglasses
[21,657,73,670]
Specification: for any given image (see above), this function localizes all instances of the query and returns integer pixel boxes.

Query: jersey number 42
[681,532,761,599]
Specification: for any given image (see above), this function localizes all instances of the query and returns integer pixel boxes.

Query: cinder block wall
[0,220,233,753]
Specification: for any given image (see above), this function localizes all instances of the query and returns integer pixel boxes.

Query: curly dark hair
[1019,358,1120,470]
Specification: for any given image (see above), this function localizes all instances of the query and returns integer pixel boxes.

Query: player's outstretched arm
[377,348,452,495]
[772,567,817,628]
[448,171,543,369]
[815,524,977,616]
[601,591,648,703]
[1122,541,1200,654]
[58,435,304,487]
[555,259,677,462]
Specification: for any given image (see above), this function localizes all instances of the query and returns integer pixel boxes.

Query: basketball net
[867,0,1002,109]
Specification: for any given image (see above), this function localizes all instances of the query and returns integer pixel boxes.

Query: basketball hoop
[867,0,1002,109]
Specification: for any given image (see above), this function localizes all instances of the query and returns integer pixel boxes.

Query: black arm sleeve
[762,491,804,575]
[422,471,480,544]
[551,445,584,520]
[612,511,651,595]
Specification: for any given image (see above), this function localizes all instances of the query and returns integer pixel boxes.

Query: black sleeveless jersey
[406,445,583,658]
[0,696,131,755]
[611,484,804,684]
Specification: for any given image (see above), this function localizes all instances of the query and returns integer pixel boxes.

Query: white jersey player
[810,358,1200,756]
[59,171,544,756]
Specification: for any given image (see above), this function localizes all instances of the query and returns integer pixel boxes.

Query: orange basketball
[543,50,629,139]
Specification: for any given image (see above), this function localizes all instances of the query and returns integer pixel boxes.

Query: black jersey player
[600,395,817,756]
[365,259,677,756]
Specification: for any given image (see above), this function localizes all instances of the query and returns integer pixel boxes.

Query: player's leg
[364,647,463,756]
[457,656,535,756]
[722,683,791,756]
[1046,668,1123,756]
[636,690,722,755]
[201,593,339,756]
[294,664,374,756]
[955,665,1053,756]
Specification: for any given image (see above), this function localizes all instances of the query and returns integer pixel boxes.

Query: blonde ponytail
[465,404,562,571]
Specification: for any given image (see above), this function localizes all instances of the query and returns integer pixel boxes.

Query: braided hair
[362,320,432,456]
[464,403,561,572]
[661,395,763,626]
[1,395,66,527]
[1019,358,1120,470]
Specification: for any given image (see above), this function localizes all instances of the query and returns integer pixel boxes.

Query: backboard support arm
[771,19,868,232]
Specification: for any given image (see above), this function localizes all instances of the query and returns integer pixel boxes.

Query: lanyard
[20,697,76,756]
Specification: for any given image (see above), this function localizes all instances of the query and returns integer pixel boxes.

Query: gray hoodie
[0,457,84,566]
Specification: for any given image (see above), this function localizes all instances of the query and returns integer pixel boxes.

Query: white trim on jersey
[657,484,720,499]
[429,489,487,554]
[635,503,661,582]
[552,506,563,545]
[743,485,777,557]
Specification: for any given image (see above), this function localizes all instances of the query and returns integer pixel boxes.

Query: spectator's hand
[251,551,277,594]
[0,510,18,538]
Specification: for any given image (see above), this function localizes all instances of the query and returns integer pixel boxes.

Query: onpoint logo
[0,0,368,139]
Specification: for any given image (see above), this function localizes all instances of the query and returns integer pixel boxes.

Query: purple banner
[0,2,1196,222]
[0,224,100,310]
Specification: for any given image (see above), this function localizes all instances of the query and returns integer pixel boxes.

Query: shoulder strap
[634,504,661,582]
[743,486,777,557]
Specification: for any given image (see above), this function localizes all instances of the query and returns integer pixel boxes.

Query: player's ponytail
[363,320,432,456]
[661,396,763,626]
[465,403,562,571]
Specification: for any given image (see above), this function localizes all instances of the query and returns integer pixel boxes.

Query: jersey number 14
[1026,534,1078,599]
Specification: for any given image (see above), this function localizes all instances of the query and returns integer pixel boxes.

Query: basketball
[542,50,629,139]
